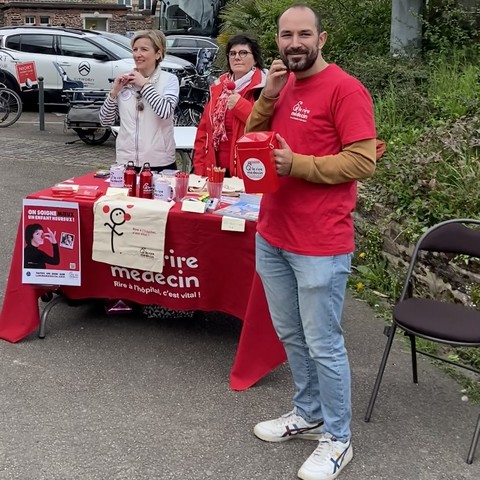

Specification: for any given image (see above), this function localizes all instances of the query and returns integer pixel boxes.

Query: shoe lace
[311,436,334,462]
[276,409,301,427]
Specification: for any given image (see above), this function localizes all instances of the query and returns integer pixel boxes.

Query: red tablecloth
[0,173,286,390]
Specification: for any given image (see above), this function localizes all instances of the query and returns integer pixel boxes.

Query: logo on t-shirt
[290,101,311,123]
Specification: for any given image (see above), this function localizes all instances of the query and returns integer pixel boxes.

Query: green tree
[219,0,391,65]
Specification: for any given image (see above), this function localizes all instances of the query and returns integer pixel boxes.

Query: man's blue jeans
[256,233,352,442]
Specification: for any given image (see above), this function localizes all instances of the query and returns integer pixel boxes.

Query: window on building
[117,0,133,7]
[39,16,51,26]
[24,16,35,26]
[139,0,152,10]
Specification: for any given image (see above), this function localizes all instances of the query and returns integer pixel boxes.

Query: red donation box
[236,131,279,193]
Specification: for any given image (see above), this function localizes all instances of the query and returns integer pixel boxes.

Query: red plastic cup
[207,181,223,200]
[175,174,189,201]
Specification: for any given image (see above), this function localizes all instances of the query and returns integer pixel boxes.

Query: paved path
[0,112,479,479]
[2,111,115,167]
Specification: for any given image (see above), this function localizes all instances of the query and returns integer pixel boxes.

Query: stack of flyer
[213,193,261,222]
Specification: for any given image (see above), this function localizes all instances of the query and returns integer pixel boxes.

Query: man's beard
[280,47,319,72]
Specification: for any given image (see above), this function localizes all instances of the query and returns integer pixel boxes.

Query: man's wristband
[108,91,118,101]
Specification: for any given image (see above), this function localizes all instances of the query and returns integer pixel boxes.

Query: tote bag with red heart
[92,195,174,273]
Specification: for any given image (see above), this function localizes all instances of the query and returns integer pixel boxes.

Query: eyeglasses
[136,92,144,112]
[228,50,252,58]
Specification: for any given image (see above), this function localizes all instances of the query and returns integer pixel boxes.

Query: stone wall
[125,12,152,33]
[0,3,152,32]
[4,9,116,28]
[355,199,480,306]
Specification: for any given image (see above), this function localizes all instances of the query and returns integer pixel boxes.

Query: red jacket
[193,69,266,177]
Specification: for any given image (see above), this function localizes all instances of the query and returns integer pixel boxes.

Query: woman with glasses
[193,34,267,178]
[100,30,179,172]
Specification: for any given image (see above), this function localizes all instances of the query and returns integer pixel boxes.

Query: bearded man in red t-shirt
[246,5,378,480]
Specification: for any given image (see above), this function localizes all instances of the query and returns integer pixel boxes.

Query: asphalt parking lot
[0,111,479,479]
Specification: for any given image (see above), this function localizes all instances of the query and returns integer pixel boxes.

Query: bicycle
[174,101,204,127]
[0,82,22,128]
[173,68,218,127]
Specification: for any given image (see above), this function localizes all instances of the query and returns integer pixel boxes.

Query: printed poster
[15,61,38,91]
[22,199,81,286]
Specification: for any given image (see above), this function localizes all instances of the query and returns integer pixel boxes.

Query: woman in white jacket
[100,29,179,172]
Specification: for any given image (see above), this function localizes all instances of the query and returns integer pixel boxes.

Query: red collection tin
[235,131,279,193]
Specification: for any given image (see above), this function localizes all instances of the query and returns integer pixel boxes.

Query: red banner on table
[22,199,81,286]
[15,61,38,91]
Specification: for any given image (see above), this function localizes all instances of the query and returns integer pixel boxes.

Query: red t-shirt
[258,64,376,255]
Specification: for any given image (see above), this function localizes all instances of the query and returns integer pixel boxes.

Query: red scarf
[212,77,232,151]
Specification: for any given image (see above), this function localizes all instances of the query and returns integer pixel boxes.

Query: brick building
[0,0,155,35]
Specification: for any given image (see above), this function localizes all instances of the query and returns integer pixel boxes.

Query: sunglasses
[228,50,252,58]
[136,92,144,111]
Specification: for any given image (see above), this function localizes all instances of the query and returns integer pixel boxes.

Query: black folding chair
[364,218,480,464]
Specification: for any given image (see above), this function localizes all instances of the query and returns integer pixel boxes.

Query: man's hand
[227,91,241,110]
[273,134,293,176]
[263,59,289,98]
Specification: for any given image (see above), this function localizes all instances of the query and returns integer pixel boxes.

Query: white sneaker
[297,433,353,480]
[254,410,324,442]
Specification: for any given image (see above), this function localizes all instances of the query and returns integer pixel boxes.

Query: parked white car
[0,26,195,97]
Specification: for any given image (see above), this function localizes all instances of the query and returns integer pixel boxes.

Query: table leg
[39,294,67,339]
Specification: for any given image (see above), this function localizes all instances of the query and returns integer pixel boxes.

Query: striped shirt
[100,74,178,126]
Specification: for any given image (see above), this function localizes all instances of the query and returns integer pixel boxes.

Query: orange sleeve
[245,92,277,132]
[290,139,377,184]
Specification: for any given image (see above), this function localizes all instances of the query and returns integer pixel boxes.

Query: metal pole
[38,76,45,131]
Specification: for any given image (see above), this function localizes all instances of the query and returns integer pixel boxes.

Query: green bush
[364,114,480,225]
[426,53,480,119]
[423,0,480,58]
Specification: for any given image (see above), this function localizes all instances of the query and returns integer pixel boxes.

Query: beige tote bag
[92,195,174,273]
